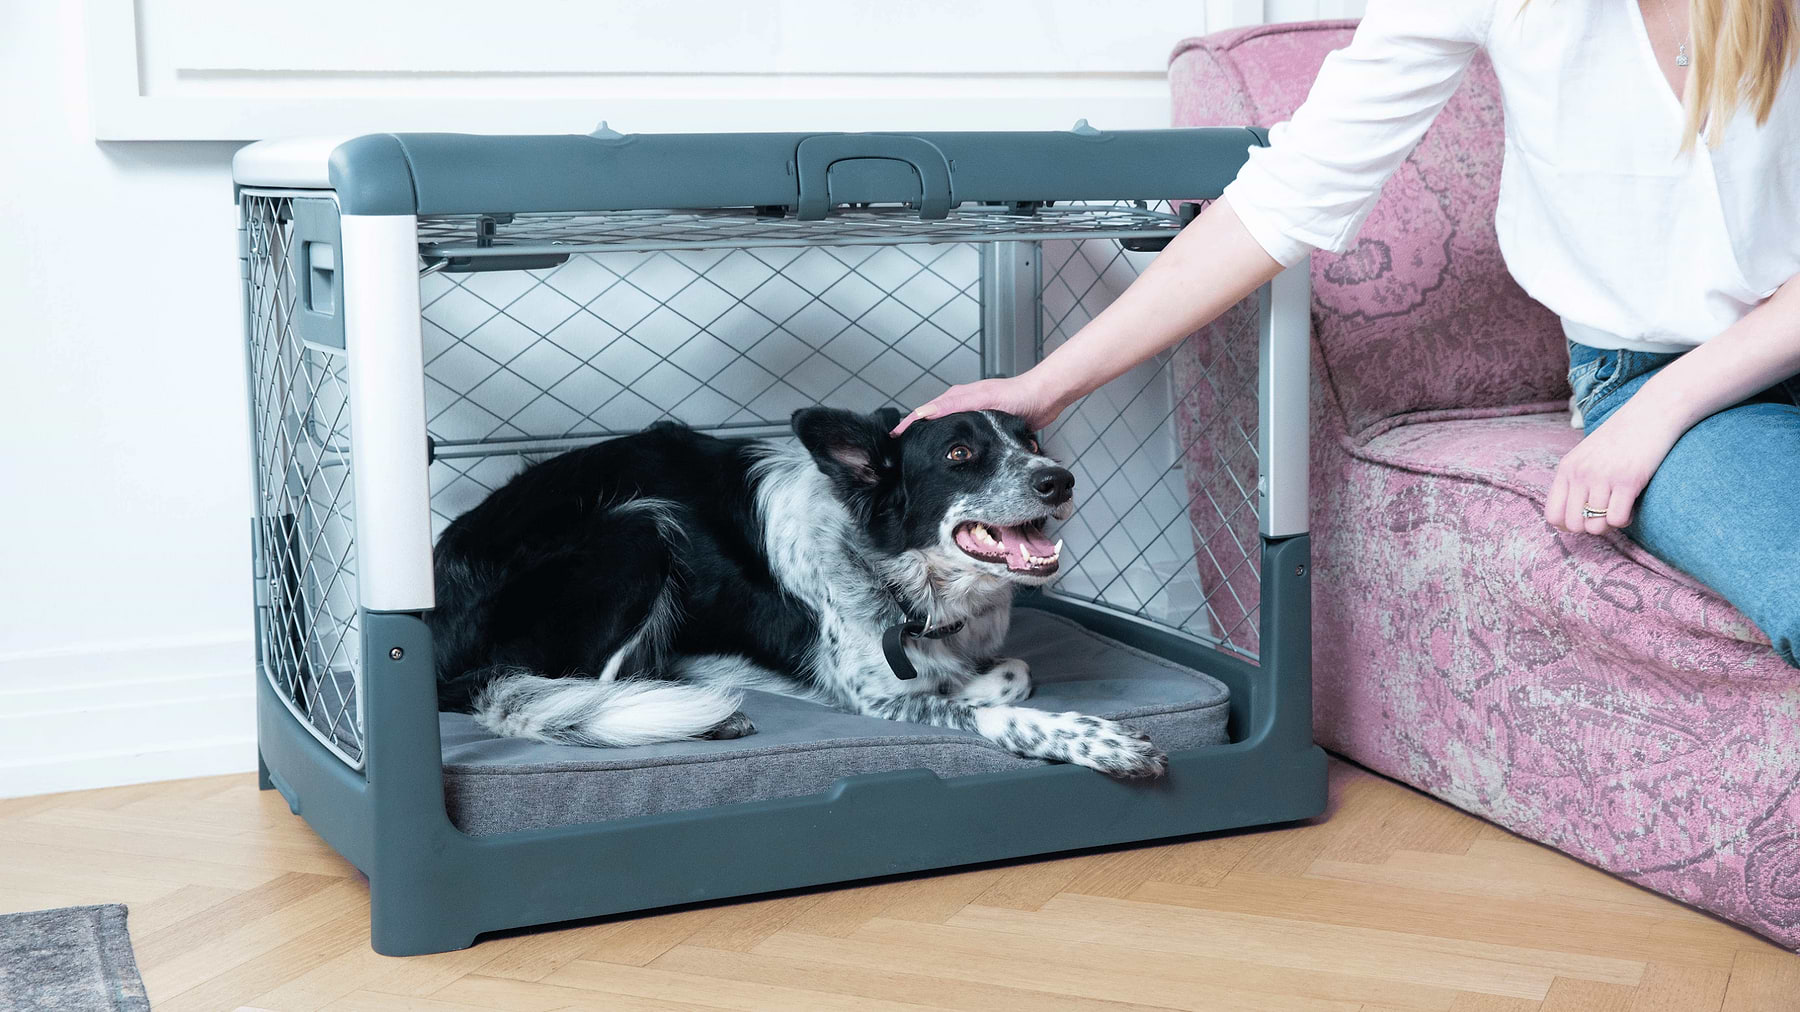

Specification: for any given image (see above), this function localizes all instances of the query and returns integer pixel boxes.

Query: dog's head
[792,406,1074,585]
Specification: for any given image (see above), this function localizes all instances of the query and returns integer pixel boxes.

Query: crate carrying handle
[794,135,953,221]
[291,198,345,349]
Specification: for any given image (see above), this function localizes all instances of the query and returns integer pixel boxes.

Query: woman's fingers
[893,390,973,434]
[1605,484,1639,530]
[1549,465,1639,536]
[1582,486,1613,535]
[1545,471,1570,531]
[1551,424,1668,536]
[1564,481,1593,535]
[890,403,937,435]
[894,375,1060,435]
[893,378,1027,435]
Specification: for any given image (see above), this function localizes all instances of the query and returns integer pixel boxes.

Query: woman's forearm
[1618,273,1800,438]
[1026,197,1287,413]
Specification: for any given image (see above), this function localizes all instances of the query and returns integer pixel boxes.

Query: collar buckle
[880,617,966,680]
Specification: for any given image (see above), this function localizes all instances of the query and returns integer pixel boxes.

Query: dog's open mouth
[952,520,1062,575]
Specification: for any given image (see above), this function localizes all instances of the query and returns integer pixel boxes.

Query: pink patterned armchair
[1170,20,1800,949]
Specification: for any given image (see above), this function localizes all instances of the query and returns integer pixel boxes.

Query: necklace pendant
[1676,42,1690,67]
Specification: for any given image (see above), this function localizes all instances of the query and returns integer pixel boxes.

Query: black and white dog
[429,407,1167,779]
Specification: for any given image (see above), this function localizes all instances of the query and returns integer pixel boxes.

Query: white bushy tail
[471,671,742,747]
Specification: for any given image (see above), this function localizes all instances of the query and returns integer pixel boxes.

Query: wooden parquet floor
[2,759,1794,1011]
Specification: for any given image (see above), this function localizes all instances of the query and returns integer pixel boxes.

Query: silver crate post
[977,242,1039,379]
[1259,261,1311,540]
[338,213,435,614]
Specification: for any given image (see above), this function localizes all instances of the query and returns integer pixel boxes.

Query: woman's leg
[1608,396,1800,666]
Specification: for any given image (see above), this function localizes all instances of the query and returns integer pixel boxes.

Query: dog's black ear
[870,406,904,433]
[792,407,894,487]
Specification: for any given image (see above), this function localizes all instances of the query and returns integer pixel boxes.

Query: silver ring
[1581,505,1608,519]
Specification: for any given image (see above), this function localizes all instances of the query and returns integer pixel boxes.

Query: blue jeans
[1567,341,1800,667]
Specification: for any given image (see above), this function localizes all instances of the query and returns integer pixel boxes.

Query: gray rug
[0,904,149,1011]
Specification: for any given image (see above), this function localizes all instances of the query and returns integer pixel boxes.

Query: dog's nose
[1032,466,1075,505]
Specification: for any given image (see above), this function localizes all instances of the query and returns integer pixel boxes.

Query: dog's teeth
[1051,539,1063,558]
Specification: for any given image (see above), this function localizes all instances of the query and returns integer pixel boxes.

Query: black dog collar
[881,617,966,680]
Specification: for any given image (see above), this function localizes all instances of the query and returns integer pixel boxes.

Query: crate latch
[291,198,346,350]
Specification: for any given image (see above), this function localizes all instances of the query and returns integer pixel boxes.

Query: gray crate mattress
[438,608,1230,835]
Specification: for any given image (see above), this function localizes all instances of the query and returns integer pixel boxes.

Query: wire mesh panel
[1036,203,1264,660]
[422,243,986,534]
[244,194,364,767]
[412,202,1260,659]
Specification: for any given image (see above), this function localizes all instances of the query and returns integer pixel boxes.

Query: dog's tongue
[999,524,1057,571]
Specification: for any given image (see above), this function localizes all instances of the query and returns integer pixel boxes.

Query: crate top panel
[231,126,1267,217]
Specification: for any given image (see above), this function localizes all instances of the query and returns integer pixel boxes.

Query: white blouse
[1220,0,1800,352]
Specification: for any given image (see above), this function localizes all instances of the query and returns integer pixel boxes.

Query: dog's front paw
[975,708,1167,779]
[956,658,1032,706]
[1066,716,1167,780]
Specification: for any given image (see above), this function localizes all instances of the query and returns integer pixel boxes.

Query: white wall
[1,2,253,797]
[0,0,1362,798]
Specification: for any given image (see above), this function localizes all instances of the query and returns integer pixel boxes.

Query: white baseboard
[0,634,259,798]
[0,737,259,799]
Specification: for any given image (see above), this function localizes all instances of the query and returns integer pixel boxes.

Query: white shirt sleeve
[1221,0,1492,266]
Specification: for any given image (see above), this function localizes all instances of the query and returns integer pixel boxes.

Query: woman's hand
[1546,275,1800,535]
[893,199,1285,437]
[1544,405,1684,535]
[891,373,1065,435]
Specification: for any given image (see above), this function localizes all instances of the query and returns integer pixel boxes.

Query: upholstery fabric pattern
[1169,22,1800,949]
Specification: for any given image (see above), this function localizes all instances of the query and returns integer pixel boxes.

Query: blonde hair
[1686,0,1798,147]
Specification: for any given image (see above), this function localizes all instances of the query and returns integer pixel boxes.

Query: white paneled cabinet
[85,0,1365,140]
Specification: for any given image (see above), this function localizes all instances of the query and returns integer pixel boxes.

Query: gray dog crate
[234,125,1326,955]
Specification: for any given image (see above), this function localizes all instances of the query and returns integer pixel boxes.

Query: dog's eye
[1026,438,1040,454]
[946,445,973,462]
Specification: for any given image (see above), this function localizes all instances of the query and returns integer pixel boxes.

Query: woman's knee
[1623,403,1800,668]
